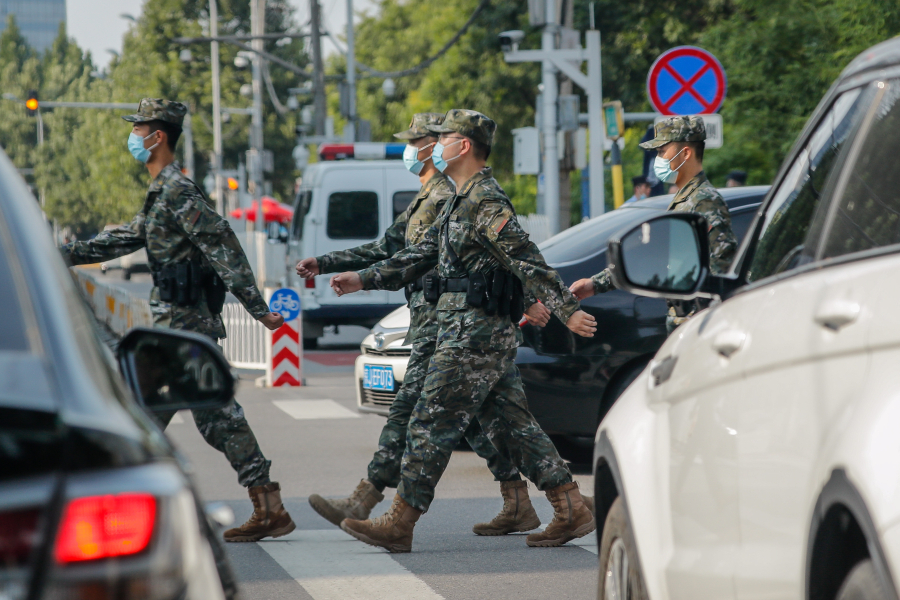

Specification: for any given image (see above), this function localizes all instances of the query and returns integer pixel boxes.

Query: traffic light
[227,177,239,191]
[25,91,38,116]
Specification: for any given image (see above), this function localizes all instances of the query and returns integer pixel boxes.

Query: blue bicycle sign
[270,288,301,321]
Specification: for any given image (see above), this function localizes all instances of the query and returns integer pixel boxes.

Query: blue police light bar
[318,142,408,161]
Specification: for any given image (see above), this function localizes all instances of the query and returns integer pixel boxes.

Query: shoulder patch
[493,217,509,235]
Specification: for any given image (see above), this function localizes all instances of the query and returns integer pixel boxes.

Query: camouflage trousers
[398,346,572,512]
[367,336,521,491]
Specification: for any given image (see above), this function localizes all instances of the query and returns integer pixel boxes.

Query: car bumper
[355,350,410,416]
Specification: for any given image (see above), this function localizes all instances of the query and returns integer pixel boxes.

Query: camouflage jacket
[590,170,737,294]
[62,162,269,338]
[317,172,454,342]
[358,168,580,351]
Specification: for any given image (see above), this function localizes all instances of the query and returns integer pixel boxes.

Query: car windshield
[539,205,667,265]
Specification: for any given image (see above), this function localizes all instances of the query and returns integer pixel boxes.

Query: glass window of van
[393,191,417,220]
[327,191,379,239]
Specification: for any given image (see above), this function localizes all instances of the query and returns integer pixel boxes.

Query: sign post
[266,287,303,387]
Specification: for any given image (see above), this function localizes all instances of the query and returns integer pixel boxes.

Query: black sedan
[518,186,769,458]
[0,148,239,599]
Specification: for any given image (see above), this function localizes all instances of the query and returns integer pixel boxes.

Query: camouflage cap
[393,113,444,140]
[122,98,187,128]
[639,115,706,150]
[425,109,496,147]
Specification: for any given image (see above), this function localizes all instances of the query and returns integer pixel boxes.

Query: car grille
[363,347,411,357]
[359,381,397,408]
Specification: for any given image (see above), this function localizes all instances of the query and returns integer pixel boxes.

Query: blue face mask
[652,147,687,184]
[431,139,463,173]
[128,130,160,163]
[403,142,434,175]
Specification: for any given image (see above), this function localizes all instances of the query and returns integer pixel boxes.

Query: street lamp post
[210,0,225,215]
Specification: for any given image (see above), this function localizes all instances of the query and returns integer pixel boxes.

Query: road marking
[257,529,444,600]
[273,399,361,420]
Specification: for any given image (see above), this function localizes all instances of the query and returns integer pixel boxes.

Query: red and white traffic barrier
[265,287,304,387]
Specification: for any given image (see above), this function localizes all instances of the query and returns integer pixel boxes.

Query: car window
[290,190,312,241]
[730,206,759,244]
[539,208,661,265]
[820,81,900,259]
[393,191,417,220]
[326,191,379,239]
[746,86,874,282]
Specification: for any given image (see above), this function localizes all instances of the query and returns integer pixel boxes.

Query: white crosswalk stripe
[273,399,361,420]
[257,529,445,600]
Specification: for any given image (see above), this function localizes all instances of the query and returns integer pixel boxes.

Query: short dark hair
[681,140,704,162]
[470,138,491,161]
[146,119,182,151]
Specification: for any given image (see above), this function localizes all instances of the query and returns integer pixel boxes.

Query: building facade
[0,0,66,53]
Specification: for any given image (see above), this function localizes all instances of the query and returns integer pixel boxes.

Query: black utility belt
[405,272,441,304]
[154,259,227,314]
[433,271,525,322]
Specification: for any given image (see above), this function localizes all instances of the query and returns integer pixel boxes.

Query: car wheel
[123,268,132,281]
[303,337,318,350]
[598,497,647,600]
[836,560,890,600]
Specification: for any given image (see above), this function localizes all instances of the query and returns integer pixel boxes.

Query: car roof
[620,184,770,212]
[840,36,900,82]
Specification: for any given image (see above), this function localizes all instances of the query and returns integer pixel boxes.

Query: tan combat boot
[308,479,385,527]
[525,481,596,547]
[472,480,542,535]
[224,482,296,542]
[340,493,422,553]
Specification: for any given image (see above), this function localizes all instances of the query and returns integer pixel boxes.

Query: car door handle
[814,299,860,331]
[713,330,747,358]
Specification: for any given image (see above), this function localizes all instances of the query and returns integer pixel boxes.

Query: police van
[285,142,421,348]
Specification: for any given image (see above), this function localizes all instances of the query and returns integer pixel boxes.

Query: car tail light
[305,278,315,289]
[55,493,156,563]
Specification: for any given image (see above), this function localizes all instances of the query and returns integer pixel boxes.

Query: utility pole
[540,0,560,235]
[309,0,326,136]
[210,0,224,214]
[344,0,356,142]
[250,0,266,228]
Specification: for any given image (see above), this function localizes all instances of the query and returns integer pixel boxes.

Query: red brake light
[55,493,156,563]
[305,278,315,289]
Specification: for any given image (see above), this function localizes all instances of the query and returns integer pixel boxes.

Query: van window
[393,191,417,220]
[746,86,873,282]
[327,191,379,239]
[821,82,900,259]
[291,190,312,241]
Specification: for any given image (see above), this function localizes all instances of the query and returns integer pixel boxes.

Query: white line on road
[273,399,361,420]
[257,529,445,600]
[537,524,598,555]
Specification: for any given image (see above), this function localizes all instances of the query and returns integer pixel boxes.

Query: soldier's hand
[524,301,551,327]
[566,310,597,337]
[331,272,363,296]
[296,257,319,278]
[259,312,285,330]
[569,278,596,300]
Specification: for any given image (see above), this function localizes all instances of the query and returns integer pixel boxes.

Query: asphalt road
[97,267,600,599]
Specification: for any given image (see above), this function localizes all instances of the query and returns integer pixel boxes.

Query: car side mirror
[116,328,235,414]
[607,212,712,301]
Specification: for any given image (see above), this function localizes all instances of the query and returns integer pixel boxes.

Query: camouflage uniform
[356,110,579,512]
[316,114,519,490]
[62,99,272,488]
[589,116,737,329]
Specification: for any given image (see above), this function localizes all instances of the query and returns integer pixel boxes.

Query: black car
[0,148,238,600]
[517,186,769,458]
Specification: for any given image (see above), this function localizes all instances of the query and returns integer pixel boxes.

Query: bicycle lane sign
[270,288,301,322]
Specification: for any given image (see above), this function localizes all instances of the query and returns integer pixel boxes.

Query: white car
[593,38,900,600]
[354,305,411,415]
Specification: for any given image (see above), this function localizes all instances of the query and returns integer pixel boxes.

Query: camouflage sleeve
[170,188,269,319]
[359,220,441,291]
[318,212,408,274]
[477,200,580,324]
[61,215,146,266]
[591,268,615,294]
[524,289,538,307]
[694,193,738,275]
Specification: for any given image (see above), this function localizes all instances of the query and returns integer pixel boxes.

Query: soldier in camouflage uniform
[330,109,598,553]
[570,116,737,331]
[62,98,295,543]
[298,113,544,535]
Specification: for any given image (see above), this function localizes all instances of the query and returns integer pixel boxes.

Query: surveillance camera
[499,30,525,53]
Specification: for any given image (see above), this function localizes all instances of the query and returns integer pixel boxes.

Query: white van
[285,144,421,348]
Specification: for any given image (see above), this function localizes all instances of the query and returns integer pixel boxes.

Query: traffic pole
[265,287,304,387]
[610,142,624,209]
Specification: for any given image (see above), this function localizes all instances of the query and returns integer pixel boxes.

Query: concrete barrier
[72,268,153,336]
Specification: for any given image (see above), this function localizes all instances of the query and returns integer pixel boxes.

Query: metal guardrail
[220,302,268,370]
[519,213,552,246]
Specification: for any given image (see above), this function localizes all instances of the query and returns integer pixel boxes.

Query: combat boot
[472,480,541,535]
[525,481,595,547]
[224,482,296,542]
[340,493,422,553]
[308,479,385,527]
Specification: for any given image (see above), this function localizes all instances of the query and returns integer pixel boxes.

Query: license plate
[363,365,394,391]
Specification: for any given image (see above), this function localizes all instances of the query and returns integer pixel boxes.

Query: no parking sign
[647,46,727,115]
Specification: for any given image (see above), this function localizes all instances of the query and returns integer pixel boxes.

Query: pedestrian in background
[330,109,598,553]
[623,175,652,204]
[727,170,748,187]
[61,98,294,543]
